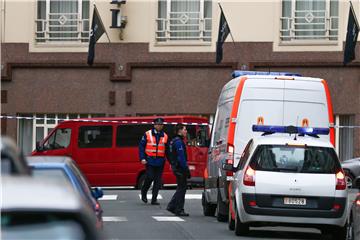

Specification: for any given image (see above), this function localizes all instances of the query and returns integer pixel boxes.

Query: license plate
[284,197,306,205]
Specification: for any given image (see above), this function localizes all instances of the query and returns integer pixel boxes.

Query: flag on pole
[87,5,106,66]
[216,6,231,64]
[344,3,359,65]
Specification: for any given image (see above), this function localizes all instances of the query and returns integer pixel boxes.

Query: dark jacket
[139,129,167,167]
[170,135,188,169]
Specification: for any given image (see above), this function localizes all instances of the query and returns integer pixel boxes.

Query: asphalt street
[98,188,358,240]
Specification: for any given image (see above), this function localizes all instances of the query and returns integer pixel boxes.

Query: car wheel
[344,170,354,189]
[346,215,354,240]
[321,225,347,240]
[228,200,235,231]
[234,204,249,236]
[202,192,216,216]
[216,192,228,222]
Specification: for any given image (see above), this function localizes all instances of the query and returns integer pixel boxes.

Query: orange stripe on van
[227,77,248,145]
[321,79,335,147]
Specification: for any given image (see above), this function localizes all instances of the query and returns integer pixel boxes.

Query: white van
[202,71,335,222]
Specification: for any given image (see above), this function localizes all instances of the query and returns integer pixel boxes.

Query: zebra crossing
[100,193,202,222]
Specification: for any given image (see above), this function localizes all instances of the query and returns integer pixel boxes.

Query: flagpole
[93,3,111,42]
[350,1,359,28]
[218,3,236,47]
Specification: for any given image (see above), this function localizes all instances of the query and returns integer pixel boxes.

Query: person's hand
[141,159,147,165]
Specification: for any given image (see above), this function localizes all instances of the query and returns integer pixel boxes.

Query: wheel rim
[345,175,353,188]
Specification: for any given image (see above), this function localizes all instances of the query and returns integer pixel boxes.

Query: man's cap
[153,118,165,125]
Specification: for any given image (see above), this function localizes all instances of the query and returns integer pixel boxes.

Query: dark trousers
[141,164,164,202]
[167,171,187,213]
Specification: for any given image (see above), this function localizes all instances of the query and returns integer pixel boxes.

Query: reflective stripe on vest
[145,130,168,157]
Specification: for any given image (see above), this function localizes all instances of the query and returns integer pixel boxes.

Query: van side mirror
[354,177,360,189]
[92,187,104,199]
[35,141,43,152]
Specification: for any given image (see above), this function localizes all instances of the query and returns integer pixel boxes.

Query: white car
[223,126,348,239]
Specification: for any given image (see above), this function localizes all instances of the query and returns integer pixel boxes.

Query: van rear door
[233,79,284,166]
[283,79,330,142]
[252,145,338,209]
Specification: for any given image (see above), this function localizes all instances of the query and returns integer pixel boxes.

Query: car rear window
[250,145,340,174]
[31,168,71,184]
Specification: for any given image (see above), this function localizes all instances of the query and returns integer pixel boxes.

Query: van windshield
[250,145,340,174]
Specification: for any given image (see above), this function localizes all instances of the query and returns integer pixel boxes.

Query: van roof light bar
[232,71,302,78]
[252,125,329,137]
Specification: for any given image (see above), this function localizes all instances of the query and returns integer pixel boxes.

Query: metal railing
[156,11,212,42]
[280,10,338,41]
[35,13,89,43]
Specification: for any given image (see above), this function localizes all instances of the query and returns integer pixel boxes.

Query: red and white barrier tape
[1,115,359,128]
[0,115,210,126]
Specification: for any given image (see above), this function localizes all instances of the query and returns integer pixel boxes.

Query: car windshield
[2,213,85,240]
[250,145,340,174]
[31,168,71,184]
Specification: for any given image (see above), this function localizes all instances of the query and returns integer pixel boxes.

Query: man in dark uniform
[166,123,191,216]
[139,118,168,205]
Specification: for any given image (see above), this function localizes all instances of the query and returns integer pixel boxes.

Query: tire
[234,204,249,236]
[228,200,235,231]
[137,173,146,190]
[216,192,228,222]
[344,169,354,189]
[347,215,354,240]
[202,192,216,216]
[321,225,347,240]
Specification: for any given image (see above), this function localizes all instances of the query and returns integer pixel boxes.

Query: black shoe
[175,210,189,217]
[166,207,175,214]
[151,201,160,205]
[141,194,148,203]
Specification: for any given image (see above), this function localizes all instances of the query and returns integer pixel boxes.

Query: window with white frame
[156,0,212,42]
[335,114,355,161]
[281,0,339,41]
[36,0,90,43]
[17,113,105,155]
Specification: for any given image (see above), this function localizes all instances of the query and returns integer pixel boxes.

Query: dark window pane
[78,126,113,148]
[250,145,339,174]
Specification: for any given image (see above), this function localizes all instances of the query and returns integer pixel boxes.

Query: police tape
[0,115,210,126]
[1,115,360,128]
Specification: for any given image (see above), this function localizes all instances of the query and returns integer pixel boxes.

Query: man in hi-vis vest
[139,118,168,205]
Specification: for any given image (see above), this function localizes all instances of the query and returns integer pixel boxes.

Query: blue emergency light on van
[252,125,329,135]
[232,71,302,78]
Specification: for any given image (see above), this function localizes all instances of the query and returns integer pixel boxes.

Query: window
[117,125,152,147]
[43,128,72,150]
[36,0,90,43]
[116,124,209,147]
[156,0,212,42]
[250,145,340,174]
[338,115,355,161]
[17,113,105,154]
[238,139,253,170]
[281,0,338,41]
[78,126,113,148]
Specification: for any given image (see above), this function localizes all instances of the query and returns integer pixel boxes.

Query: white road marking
[185,194,202,199]
[152,216,185,222]
[103,216,128,222]
[99,195,118,200]
[138,194,163,200]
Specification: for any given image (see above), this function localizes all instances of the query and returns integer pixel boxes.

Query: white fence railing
[280,10,338,41]
[156,11,211,42]
[35,13,89,42]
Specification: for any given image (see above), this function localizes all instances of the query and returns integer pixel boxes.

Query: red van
[32,116,209,188]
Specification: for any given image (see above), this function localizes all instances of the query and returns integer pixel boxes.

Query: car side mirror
[92,187,104,199]
[35,141,43,152]
[354,177,360,189]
